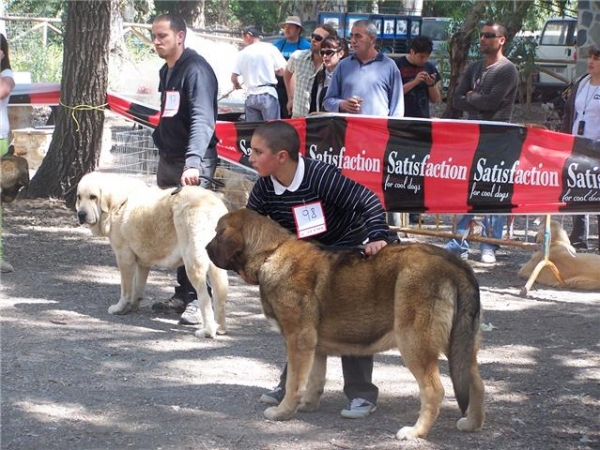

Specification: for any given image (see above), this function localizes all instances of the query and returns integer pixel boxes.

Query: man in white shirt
[231,26,287,121]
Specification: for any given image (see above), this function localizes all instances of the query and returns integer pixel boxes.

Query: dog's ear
[98,186,112,213]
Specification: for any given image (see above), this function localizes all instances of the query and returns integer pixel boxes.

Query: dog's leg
[207,263,229,335]
[264,328,317,421]
[108,251,138,315]
[456,349,485,432]
[186,255,218,338]
[395,340,445,440]
[298,352,326,413]
[129,265,150,311]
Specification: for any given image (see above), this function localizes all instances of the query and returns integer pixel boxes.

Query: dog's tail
[448,266,481,415]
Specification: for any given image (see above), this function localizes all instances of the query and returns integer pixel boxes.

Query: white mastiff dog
[76,172,229,338]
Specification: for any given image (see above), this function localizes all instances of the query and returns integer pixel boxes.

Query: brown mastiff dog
[206,208,485,440]
[518,219,600,290]
[1,145,29,203]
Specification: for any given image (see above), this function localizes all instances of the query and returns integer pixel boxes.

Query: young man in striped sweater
[246,120,390,419]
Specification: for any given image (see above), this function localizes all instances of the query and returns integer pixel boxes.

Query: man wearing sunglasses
[284,24,337,118]
[452,21,518,122]
[445,21,519,265]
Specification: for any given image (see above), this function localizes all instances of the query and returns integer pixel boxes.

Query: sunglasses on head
[480,32,500,39]
[320,49,339,57]
[311,33,325,42]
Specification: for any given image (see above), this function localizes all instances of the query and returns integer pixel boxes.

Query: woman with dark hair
[0,33,15,273]
[0,33,15,157]
[309,36,348,113]
[561,45,600,251]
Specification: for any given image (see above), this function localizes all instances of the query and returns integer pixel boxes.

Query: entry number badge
[162,91,180,118]
[293,201,327,239]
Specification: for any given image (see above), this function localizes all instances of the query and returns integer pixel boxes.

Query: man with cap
[284,23,337,118]
[231,26,287,121]
[272,16,311,119]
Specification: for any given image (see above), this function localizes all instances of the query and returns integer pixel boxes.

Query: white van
[534,17,577,99]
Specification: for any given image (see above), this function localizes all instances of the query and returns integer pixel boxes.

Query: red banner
[216,116,600,214]
[10,86,600,213]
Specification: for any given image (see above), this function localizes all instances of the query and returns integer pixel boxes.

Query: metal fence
[112,127,158,175]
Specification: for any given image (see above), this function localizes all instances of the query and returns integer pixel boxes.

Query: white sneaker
[179,300,201,325]
[340,398,377,419]
[480,248,497,264]
[259,386,285,405]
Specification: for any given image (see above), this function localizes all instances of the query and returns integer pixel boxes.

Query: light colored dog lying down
[518,220,600,290]
[76,172,229,338]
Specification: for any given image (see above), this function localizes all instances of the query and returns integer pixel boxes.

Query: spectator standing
[0,33,16,274]
[323,20,404,234]
[248,121,389,419]
[396,35,441,118]
[445,21,519,264]
[395,35,441,224]
[284,24,337,118]
[309,36,349,113]
[323,20,403,117]
[561,45,600,251]
[149,14,220,325]
[231,26,287,122]
[272,16,311,118]
[0,33,14,158]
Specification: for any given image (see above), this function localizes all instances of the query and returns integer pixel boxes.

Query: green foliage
[229,1,283,33]
[11,41,63,82]
[6,0,65,18]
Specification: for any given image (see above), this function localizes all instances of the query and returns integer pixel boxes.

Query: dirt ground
[2,197,599,450]
[1,106,599,449]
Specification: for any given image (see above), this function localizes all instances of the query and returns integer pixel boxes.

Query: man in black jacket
[150,14,219,324]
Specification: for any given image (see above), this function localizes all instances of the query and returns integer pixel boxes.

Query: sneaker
[179,299,201,325]
[444,239,469,260]
[570,240,589,250]
[151,294,187,315]
[259,386,285,405]
[480,248,497,264]
[340,398,377,419]
[1,260,14,273]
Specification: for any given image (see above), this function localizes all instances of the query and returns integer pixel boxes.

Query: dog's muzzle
[77,210,87,224]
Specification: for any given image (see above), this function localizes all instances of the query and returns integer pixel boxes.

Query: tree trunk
[26,0,111,208]
[442,0,487,119]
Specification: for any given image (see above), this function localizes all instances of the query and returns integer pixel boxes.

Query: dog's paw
[456,416,482,432]
[395,426,421,441]
[108,304,127,315]
[263,406,294,421]
[297,400,319,413]
[194,328,217,339]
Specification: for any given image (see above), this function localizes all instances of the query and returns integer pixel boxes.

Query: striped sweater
[247,157,389,246]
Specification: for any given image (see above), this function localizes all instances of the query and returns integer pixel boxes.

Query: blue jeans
[245,93,281,122]
[455,215,506,252]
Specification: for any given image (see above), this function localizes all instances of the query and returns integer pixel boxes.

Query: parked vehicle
[533,17,577,100]
[317,12,421,54]
[421,17,452,56]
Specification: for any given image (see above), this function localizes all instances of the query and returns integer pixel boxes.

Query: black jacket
[153,48,219,169]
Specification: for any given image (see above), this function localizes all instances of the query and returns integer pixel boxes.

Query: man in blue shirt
[323,20,403,117]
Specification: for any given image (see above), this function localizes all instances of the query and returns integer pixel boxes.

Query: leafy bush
[11,41,63,83]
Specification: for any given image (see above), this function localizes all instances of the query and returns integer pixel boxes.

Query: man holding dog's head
[246,120,389,418]
[150,14,219,324]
